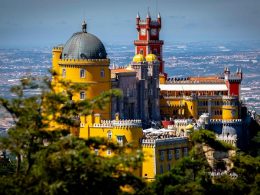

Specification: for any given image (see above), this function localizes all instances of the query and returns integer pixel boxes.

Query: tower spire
[146,7,151,18]
[158,12,161,18]
[136,12,140,18]
[82,20,87,33]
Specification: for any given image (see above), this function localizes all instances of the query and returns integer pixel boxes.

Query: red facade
[134,13,165,74]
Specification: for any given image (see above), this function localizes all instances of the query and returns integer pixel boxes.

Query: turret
[237,68,243,80]
[146,11,151,29]
[157,13,161,28]
[224,67,230,81]
[136,12,140,29]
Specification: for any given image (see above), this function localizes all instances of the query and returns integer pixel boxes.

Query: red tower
[134,12,166,75]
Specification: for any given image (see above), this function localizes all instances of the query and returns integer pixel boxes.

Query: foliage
[0,72,260,194]
[0,74,145,195]
[150,129,260,195]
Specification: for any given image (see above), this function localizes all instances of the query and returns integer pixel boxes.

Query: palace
[52,13,244,180]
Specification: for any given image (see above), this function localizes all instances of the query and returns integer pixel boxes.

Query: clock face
[140,28,146,35]
[151,28,157,36]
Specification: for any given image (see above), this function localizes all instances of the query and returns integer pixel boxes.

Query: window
[140,49,144,55]
[62,68,66,78]
[168,164,171,171]
[160,165,163,174]
[183,147,188,156]
[191,106,193,110]
[107,149,111,155]
[117,136,124,146]
[80,69,86,78]
[175,149,180,159]
[80,91,85,100]
[100,69,105,78]
[126,88,130,97]
[160,151,164,161]
[168,150,173,160]
[80,123,85,128]
[107,131,112,140]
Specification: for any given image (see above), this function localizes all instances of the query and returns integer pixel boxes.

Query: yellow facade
[142,138,189,181]
[52,50,111,119]
[51,22,192,181]
[160,96,238,120]
[79,114,143,148]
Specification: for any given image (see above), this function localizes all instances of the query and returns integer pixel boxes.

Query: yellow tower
[184,96,198,119]
[222,97,238,120]
[52,21,111,119]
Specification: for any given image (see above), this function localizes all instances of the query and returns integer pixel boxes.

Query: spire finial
[82,20,87,33]
[137,12,140,18]
[158,12,161,18]
[147,7,151,18]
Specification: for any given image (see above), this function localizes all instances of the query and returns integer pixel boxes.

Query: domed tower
[52,21,111,119]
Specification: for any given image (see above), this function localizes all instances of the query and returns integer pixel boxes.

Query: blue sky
[0,0,260,48]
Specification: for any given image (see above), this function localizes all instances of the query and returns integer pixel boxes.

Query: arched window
[107,131,112,140]
[160,165,163,174]
[100,69,105,78]
[80,69,86,78]
[62,68,66,78]
[80,91,85,100]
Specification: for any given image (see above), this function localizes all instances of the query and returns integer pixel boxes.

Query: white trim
[160,84,228,91]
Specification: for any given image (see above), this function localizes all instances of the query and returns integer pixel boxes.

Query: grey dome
[222,126,236,135]
[62,31,107,60]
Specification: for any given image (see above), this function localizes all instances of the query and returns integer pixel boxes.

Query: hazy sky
[0,0,260,48]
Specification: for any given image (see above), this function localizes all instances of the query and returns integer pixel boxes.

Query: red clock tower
[134,12,166,75]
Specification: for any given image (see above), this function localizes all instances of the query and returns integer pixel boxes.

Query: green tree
[0,74,145,195]
[151,130,235,195]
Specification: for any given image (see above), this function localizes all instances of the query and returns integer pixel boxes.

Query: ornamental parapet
[52,46,63,51]
[174,119,192,125]
[216,134,237,141]
[222,95,238,100]
[58,58,110,66]
[93,123,113,127]
[165,77,224,84]
[141,137,188,146]
[93,119,142,128]
[210,119,242,125]
[112,119,142,127]
[134,40,164,45]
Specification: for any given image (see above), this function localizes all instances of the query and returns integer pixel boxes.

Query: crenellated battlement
[216,134,237,146]
[210,119,242,124]
[92,119,142,128]
[174,119,192,125]
[52,46,63,51]
[216,134,237,140]
[111,119,142,127]
[59,58,110,62]
[58,58,110,66]
[141,136,188,146]
[222,95,238,100]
